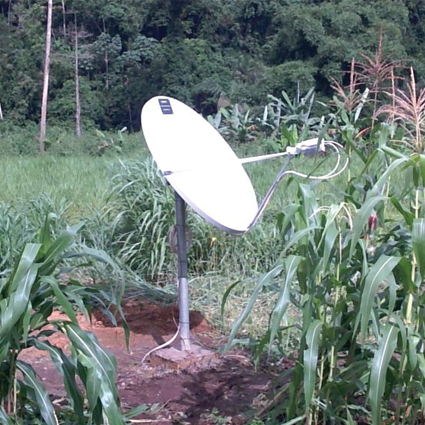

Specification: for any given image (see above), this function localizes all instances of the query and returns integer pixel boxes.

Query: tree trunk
[7,0,12,25]
[75,13,82,138]
[61,0,66,37]
[0,100,3,120]
[39,0,53,153]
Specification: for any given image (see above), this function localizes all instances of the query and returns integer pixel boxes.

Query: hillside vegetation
[1,0,425,132]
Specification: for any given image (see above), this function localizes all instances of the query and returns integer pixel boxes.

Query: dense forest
[0,0,424,132]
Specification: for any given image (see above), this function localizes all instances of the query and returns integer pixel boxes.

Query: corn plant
[224,144,425,424]
[378,67,425,153]
[0,215,127,424]
[0,195,68,272]
[355,30,399,130]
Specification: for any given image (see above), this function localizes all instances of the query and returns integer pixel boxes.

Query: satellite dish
[140,96,347,356]
[141,96,258,235]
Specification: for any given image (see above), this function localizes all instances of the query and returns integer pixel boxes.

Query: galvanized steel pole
[175,191,191,351]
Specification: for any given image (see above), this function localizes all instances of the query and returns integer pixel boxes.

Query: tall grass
[0,155,136,217]
[0,150,308,282]
[104,157,283,279]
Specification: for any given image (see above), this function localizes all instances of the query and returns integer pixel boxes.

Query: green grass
[0,143,353,276]
[0,153,146,217]
[0,140,351,217]
[0,143,356,333]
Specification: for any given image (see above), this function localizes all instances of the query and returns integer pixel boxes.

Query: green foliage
[0,216,126,423]
[219,104,258,144]
[107,157,280,280]
[0,125,142,157]
[265,61,317,99]
[49,78,105,128]
[224,142,425,423]
[0,0,424,131]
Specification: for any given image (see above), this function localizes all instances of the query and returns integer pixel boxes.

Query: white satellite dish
[141,96,347,355]
[141,96,258,235]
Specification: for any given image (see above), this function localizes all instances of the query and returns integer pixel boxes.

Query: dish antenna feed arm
[243,139,348,234]
[172,139,347,350]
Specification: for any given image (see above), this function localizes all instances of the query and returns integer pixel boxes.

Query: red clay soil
[20,299,275,424]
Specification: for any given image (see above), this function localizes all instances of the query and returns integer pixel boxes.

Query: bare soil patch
[20,299,275,424]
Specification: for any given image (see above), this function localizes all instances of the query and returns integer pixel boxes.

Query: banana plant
[0,214,127,424]
[219,104,258,144]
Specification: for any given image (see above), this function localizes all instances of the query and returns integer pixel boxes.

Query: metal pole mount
[175,191,191,351]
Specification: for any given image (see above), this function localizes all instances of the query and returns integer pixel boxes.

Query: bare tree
[53,12,89,137]
[74,13,82,137]
[61,0,67,38]
[39,0,53,153]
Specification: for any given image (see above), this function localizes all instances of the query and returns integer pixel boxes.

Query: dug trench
[20,299,278,424]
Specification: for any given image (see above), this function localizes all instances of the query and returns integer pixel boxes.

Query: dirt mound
[20,300,274,424]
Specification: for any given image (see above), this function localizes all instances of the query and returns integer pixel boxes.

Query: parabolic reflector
[141,96,258,235]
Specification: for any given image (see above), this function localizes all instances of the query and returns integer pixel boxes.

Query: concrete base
[150,345,218,370]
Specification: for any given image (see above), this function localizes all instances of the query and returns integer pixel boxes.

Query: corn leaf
[356,255,400,342]
[387,274,397,318]
[303,320,322,410]
[412,219,425,279]
[380,145,408,159]
[281,415,306,425]
[220,280,241,322]
[124,404,149,419]
[390,197,414,228]
[349,195,387,258]
[77,352,103,414]
[22,300,32,344]
[32,339,85,421]
[277,204,300,235]
[322,220,339,271]
[65,245,118,272]
[369,325,399,425]
[420,154,425,186]
[394,258,414,293]
[42,276,77,323]
[99,380,125,425]
[317,203,342,249]
[269,255,303,348]
[0,260,39,350]
[417,353,425,380]
[17,361,59,425]
[346,409,356,425]
[407,326,419,371]
[299,184,318,226]
[225,263,284,351]
[38,213,56,256]
[5,243,40,295]
[367,157,409,199]
[0,406,13,424]
[38,223,83,275]
[283,226,321,255]
[64,322,118,400]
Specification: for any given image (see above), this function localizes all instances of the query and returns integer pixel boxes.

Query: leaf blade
[369,325,399,425]
[303,320,322,410]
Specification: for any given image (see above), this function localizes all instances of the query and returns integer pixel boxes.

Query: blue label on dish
[158,98,173,115]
